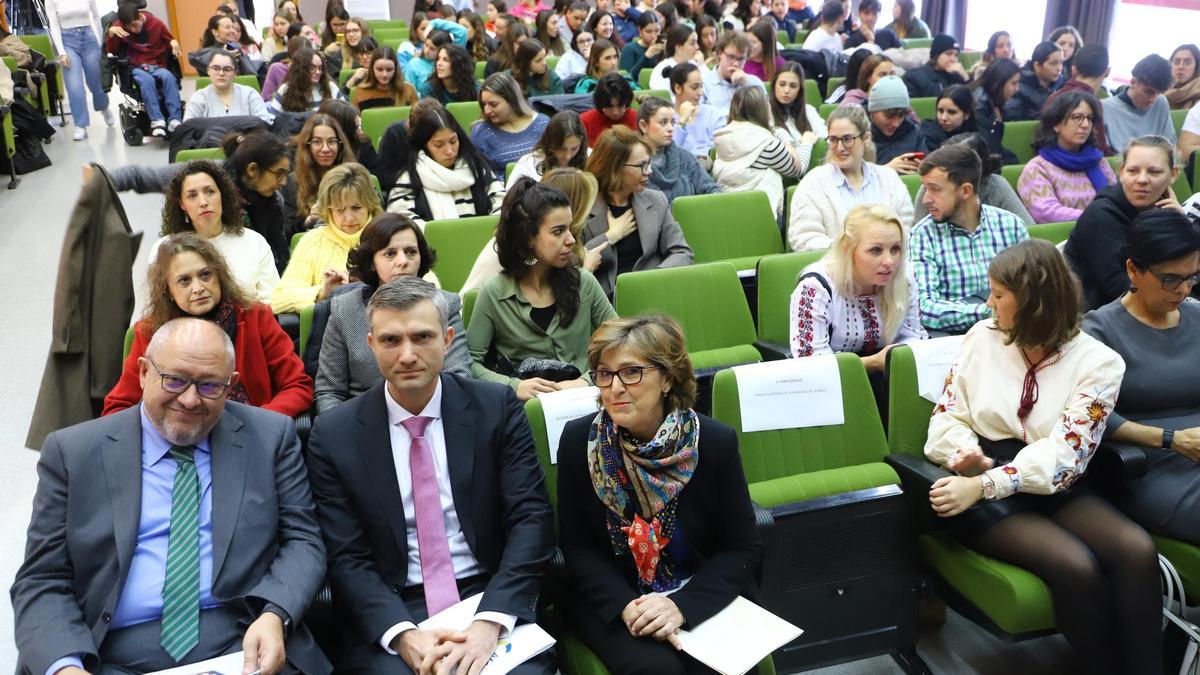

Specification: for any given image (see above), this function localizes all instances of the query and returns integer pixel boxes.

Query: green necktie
[160,445,201,662]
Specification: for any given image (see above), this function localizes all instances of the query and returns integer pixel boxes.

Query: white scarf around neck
[415,152,478,221]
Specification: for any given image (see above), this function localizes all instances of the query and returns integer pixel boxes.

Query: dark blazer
[11,403,330,675]
[306,375,555,646]
[583,188,694,297]
[556,413,761,629]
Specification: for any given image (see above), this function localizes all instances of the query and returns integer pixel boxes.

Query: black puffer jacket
[870,116,928,165]
[1063,184,1142,310]
[903,64,967,99]
[1003,67,1059,121]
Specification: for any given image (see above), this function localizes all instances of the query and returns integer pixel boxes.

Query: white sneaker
[72,127,87,141]
[150,120,166,138]
[167,119,181,133]
[102,108,116,127]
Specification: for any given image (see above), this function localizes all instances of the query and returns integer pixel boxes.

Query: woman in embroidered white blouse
[789,204,926,369]
[925,239,1162,674]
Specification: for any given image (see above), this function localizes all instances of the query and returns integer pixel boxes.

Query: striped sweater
[1017,155,1117,224]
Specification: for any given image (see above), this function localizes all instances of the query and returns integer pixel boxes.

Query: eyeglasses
[266,167,290,179]
[1067,112,1094,125]
[147,358,231,399]
[1146,267,1200,291]
[720,50,746,64]
[826,132,864,147]
[589,364,662,387]
[308,139,341,148]
[623,160,653,174]
[208,65,236,74]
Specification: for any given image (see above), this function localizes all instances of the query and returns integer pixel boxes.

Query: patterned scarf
[201,301,250,404]
[587,408,699,592]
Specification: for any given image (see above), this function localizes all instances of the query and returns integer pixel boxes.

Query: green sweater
[468,269,618,388]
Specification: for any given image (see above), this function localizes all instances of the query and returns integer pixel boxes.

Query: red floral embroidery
[793,286,819,357]
[857,295,881,354]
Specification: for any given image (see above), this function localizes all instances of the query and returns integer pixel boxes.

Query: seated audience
[511,38,565,97]
[670,63,724,167]
[262,32,316,101]
[845,0,896,50]
[462,11,494,62]
[969,30,1014,81]
[387,103,506,226]
[397,11,431,70]
[268,46,343,114]
[586,10,624,51]
[273,163,382,313]
[1042,43,1112,156]
[903,34,969,99]
[260,10,293,61]
[925,238,1161,674]
[104,233,311,417]
[1167,44,1200,111]
[695,15,719,65]
[319,4,350,52]
[766,0,798,43]
[561,0,591,43]
[744,21,783,84]
[305,274,555,675]
[619,12,663,80]
[581,72,640,147]
[407,26,466,98]
[972,57,1022,165]
[1065,135,1184,309]
[840,53,896,109]
[557,314,759,674]
[315,214,470,413]
[914,132,1034,226]
[151,160,278,304]
[803,0,846,54]
[910,144,1030,333]
[468,178,618,396]
[883,0,929,39]
[788,105,914,251]
[1083,211,1200,546]
[485,21,529,78]
[473,72,552,173]
[647,23,700,92]
[582,127,694,297]
[713,86,802,217]
[770,61,827,154]
[866,75,929,173]
[284,113,357,235]
[512,0,553,24]
[828,49,873,105]
[105,3,182,136]
[1049,24,1082,76]
[1102,54,1179,152]
[638,97,721,202]
[702,31,763,119]
[556,29,593,80]
[1018,91,1116,223]
[790,204,926,365]
[612,0,642,41]
[431,43,479,104]
[185,50,272,123]
[1003,42,1064,122]
[508,110,589,186]
[921,85,977,153]
[576,38,639,93]
[350,45,418,110]
[535,9,566,56]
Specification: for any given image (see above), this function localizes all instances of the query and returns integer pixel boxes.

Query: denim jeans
[60,26,108,127]
[129,65,182,122]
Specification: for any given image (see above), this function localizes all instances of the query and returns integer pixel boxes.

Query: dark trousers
[98,606,243,674]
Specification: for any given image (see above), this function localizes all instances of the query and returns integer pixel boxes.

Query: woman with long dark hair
[769,61,826,157]
[973,57,1022,165]
[1167,44,1200,110]
[508,110,589,186]
[431,43,479,104]
[269,45,343,113]
[921,85,977,153]
[1004,41,1064,121]
[350,45,418,110]
[511,37,565,97]
[535,9,568,55]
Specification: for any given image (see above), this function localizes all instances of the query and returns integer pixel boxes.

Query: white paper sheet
[418,593,556,675]
[908,336,966,403]
[147,652,249,675]
[677,596,803,675]
[537,386,601,464]
[732,356,844,432]
[343,0,391,19]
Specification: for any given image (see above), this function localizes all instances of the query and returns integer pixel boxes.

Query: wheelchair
[106,49,183,146]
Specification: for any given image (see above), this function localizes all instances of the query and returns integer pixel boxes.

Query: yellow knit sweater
[271,224,362,313]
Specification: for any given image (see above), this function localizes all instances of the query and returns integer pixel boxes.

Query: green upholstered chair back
[299,304,314,356]
[755,251,827,348]
[196,74,261,91]
[372,28,409,42]
[1000,163,1023,192]
[1173,108,1187,135]
[175,148,225,162]
[123,326,136,360]
[423,214,498,293]
[1002,120,1038,164]
[290,232,304,252]
[826,76,844,95]
[711,353,889,483]
[632,90,671,109]
[671,192,785,265]
[1027,221,1075,244]
[820,102,837,120]
[447,101,483,132]
[638,67,652,90]
[900,173,921,199]
[523,397,560,513]
[901,37,933,49]
[804,79,821,109]
[909,97,936,120]
[367,19,408,30]
[475,60,487,80]
[886,344,934,459]
[361,105,412,148]
[614,262,757,353]
[461,289,478,328]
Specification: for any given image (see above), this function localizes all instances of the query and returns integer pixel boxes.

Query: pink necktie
[401,415,461,617]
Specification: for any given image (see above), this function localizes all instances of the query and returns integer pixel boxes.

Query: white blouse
[925,321,1126,500]
[789,261,926,358]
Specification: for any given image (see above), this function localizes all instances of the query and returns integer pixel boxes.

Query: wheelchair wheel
[119,105,144,146]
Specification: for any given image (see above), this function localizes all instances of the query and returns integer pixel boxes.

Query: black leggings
[968,493,1162,675]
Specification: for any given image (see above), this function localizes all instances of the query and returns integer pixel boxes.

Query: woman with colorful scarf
[1017,91,1116,224]
[103,232,313,418]
[557,315,761,673]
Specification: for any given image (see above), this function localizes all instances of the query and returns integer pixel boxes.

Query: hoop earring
[524,255,538,266]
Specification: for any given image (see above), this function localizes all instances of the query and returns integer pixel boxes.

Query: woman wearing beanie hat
[902,33,969,99]
[867,75,929,173]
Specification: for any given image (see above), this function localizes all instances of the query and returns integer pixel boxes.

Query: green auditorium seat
[632,90,670,109]
[1027,221,1074,244]
[1002,120,1038,164]
[423,215,498,293]
[461,288,477,329]
[671,192,784,271]
[1173,108,1187,135]
[175,148,225,162]
[958,51,983,72]
[1001,163,1023,192]
[901,37,933,49]
[820,102,838,120]
[900,173,922,200]
[361,105,412,147]
[196,74,260,92]
[299,303,315,357]
[638,68,651,90]
[475,60,487,80]
[910,97,936,120]
[447,101,482,131]
[804,79,821,108]
[366,19,407,30]
[754,250,826,360]
[826,76,844,97]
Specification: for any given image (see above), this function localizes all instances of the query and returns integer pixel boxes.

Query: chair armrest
[885,453,951,535]
[754,340,791,362]
[1088,441,1148,495]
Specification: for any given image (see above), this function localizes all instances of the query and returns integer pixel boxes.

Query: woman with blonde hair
[272,162,383,312]
[790,204,926,367]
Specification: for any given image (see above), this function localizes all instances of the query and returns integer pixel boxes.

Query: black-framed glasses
[623,160,652,174]
[1066,112,1094,125]
[207,65,236,74]
[826,132,864,147]
[148,358,231,399]
[1147,268,1200,291]
[266,167,290,179]
[589,364,662,387]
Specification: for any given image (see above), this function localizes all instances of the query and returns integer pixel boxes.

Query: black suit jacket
[556,413,762,629]
[306,375,555,646]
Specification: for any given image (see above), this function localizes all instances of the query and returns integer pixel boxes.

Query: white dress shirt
[378,380,517,653]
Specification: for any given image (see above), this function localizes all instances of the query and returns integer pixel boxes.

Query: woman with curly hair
[268,45,344,114]
[459,11,493,62]
[102,232,312,417]
[431,43,480,104]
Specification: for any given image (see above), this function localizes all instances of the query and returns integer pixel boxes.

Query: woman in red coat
[103,233,313,417]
